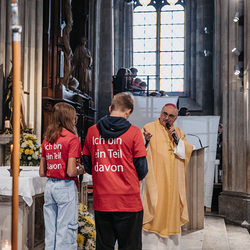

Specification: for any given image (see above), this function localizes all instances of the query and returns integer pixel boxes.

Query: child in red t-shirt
[82,92,148,250]
[39,102,84,249]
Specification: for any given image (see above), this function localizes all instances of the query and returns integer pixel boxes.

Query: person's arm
[82,155,92,175]
[39,157,47,177]
[67,158,85,177]
[133,156,148,181]
[143,127,152,148]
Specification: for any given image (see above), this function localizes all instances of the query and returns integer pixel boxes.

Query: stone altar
[0,166,46,250]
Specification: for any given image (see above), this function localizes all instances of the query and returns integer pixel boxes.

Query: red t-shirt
[82,124,147,212]
[41,129,81,187]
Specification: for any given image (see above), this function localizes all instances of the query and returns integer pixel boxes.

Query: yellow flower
[20,148,24,153]
[85,216,95,226]
[24,149,34,155]
[79,203,88,212]
[27,140,33,146]
[79,203,84,212]
[24,149,30,155]
[77,234,85,245]
[89,231,96,239]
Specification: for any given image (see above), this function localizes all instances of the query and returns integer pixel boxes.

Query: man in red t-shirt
[82,92,148,250]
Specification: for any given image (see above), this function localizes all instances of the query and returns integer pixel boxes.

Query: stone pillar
[97,0,113,119]
[214,0,223,117]
[219,0,250,225]
[113,1,133,74]
[195,0,214,114]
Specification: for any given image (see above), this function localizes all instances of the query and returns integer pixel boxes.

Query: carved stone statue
[3,65,27,128]
[62,0,74,89]
[73,37,92,94]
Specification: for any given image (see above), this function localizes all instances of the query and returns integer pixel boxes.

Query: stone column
[113,1,133,75]
[219,0,250,225]
[214,0,223,117]
[97,0,113,119]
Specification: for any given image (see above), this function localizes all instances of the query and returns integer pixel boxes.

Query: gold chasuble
[142,119,193,238]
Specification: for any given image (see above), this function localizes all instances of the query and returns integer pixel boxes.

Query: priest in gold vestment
[142,103,193,250]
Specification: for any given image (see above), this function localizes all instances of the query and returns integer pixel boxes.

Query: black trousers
[94,210,143,250]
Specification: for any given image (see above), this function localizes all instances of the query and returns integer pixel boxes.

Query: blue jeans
[44,178,78,250]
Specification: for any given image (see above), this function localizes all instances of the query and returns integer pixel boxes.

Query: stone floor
[88,194,250,249]
[181,214,250,250]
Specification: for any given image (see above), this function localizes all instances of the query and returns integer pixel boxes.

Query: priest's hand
[143,127,152,141]
[168,126,179,142]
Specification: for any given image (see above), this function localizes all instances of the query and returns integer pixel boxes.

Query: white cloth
[174,138,186,159]
[0,166,47,206]
[142,229,181,250]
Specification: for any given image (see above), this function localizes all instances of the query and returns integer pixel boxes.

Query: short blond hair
[111,92,134,114]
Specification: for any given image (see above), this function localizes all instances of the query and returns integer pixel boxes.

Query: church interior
[0,0,249,249]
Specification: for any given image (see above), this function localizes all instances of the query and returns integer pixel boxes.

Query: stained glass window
[133,0,185,92]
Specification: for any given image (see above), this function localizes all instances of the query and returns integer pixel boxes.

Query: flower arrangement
[77,203,96,250]
[0,126,33,135]
[20,133,41,166]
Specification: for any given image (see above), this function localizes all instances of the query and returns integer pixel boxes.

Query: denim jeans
[44,178,78,250]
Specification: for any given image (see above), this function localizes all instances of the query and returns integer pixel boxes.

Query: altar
[0,166,47,250]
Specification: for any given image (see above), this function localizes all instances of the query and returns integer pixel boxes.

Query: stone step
[226,222,250,250]
[181,215,250,250]
[181,228,204,249]
[202,215,230,250]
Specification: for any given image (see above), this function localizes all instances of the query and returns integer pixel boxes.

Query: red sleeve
[82,131,91,156]
[68,136,81,158]
[133,127,147,158]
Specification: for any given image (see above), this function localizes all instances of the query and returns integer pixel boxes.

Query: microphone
[166,123,178,145]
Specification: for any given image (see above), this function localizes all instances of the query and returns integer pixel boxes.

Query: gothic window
[133,0,185,92]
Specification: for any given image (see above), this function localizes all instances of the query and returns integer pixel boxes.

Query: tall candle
[3,240,11,250]
[29,121,34,129]
[4,120,10,129]
[10,144,13,169]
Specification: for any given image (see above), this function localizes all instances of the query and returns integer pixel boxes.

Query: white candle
[3,240,11,250]
[29,121,34,129]
[4,120,10,129]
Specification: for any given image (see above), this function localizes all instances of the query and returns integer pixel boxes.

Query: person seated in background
[139,81,147,96]
[113,68,131,95]
[130,67,138,86]
[134,78,142,86]
[130,77,143,96]
[149,91,161,97]
[178,107,190,116]
[159,90,168,97]
[139,81,146,90]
